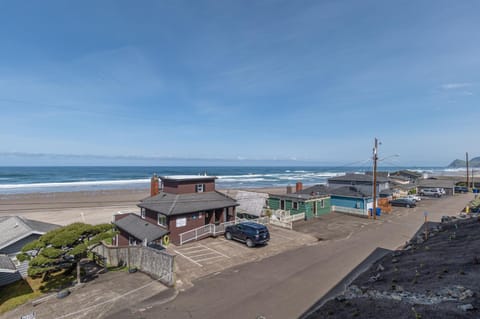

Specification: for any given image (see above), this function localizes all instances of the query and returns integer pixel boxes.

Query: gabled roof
[391,170,423,178]
[160,175,217,182]
[0,255,16,272]
[328,173,389,184]
[114,214,169,242]
[296,184,330,196]
[139,191,238,216]
[329,186,372,198]
[418,179,455,188]
[0,216,59,250]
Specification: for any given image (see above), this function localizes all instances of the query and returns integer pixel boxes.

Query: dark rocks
[392,251,403,257]
[458,304,474,312]
[368,273,382,282]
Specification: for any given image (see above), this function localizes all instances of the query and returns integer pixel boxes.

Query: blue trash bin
[368,208,373,216]
[376,208,381,216]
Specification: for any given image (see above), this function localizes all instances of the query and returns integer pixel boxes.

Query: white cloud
[440,83,472,90]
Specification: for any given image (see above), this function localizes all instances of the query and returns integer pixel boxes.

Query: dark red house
[114,175,238,246]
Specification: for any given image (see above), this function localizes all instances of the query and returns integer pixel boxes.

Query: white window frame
[157,214,167,227]
[320,199,325,208]
[141,208,146,219]
[10,255,21,267]
[129,236,137,246]
[196,184,205,193]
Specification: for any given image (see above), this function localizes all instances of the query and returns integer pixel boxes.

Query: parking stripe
[198,243,230,258]
[195,255,225,262]
[173,249,203,267]
[178,245,203,251]
[187,252,220,258]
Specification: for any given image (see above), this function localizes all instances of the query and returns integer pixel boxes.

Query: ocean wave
[443,168,467,172]
[0,179,150,189]
[217,178,276,183]
[217,174,265,179]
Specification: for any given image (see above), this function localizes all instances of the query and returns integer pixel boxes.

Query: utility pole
[466,152,469,189]
[372,138,378,220]
[472,168,474,189]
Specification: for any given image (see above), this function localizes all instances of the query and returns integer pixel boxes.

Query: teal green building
[267,192,331,220]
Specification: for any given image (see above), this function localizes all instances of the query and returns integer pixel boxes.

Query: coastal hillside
[306,216,480,319]
[448,156,480,168]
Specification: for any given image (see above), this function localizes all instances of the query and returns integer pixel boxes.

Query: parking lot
[168,225,317,288]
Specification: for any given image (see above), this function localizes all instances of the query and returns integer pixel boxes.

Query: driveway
[168,225,317,289]
[2,270,168,319]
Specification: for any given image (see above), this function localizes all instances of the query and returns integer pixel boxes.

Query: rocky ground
[307,214,480,319]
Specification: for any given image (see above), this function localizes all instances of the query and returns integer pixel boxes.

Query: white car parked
[406,194,421,202]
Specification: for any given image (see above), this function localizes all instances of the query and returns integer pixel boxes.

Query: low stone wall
[92,244,175,286]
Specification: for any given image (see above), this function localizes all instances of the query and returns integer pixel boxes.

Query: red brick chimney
[296,181,303,193]
[150,174,159,197]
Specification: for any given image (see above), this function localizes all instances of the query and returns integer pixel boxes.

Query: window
[129,236,138,246]
[292,201,299,210]
[196,184,205,192]
[10,256,21,267]
[141,208,146,219]
[157,214,167,227]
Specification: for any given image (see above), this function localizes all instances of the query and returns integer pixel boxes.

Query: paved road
[107,194,472,319]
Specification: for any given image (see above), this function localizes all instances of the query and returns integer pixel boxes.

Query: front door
[280,200,285,210]
[205,211,212,224]
[313,201,317,216]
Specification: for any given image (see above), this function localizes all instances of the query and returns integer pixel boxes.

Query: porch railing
[178,216,271,245]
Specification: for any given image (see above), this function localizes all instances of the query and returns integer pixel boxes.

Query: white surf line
[173,249,203,267]
[198,243,230,258]
[55,280,158,319]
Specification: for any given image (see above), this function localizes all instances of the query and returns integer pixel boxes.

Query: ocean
[0,166,460,194]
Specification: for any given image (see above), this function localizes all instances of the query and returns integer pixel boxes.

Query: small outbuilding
[417,179,456,196]
[330,186,374,217]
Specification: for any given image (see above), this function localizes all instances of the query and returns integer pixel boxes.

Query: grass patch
[0,269,78,314]
[0,277,42,314]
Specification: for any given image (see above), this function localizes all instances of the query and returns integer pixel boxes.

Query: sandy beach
[0,186,288,226]
[0,189,149,226]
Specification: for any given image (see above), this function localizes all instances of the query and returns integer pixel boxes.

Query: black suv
[455,186,469,193]
[224,222,270,247]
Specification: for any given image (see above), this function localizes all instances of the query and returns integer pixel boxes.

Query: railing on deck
[179,216,271,245]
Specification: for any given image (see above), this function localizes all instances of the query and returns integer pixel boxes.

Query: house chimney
[150,174,159,197]
[286,185,293,194]
[296,181,303,193]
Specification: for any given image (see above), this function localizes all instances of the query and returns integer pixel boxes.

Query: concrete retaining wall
[92,244,175,286]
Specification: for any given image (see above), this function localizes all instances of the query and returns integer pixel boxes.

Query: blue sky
[0,0,479,166]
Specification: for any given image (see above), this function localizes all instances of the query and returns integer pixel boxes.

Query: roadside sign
[423,211,428,217]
